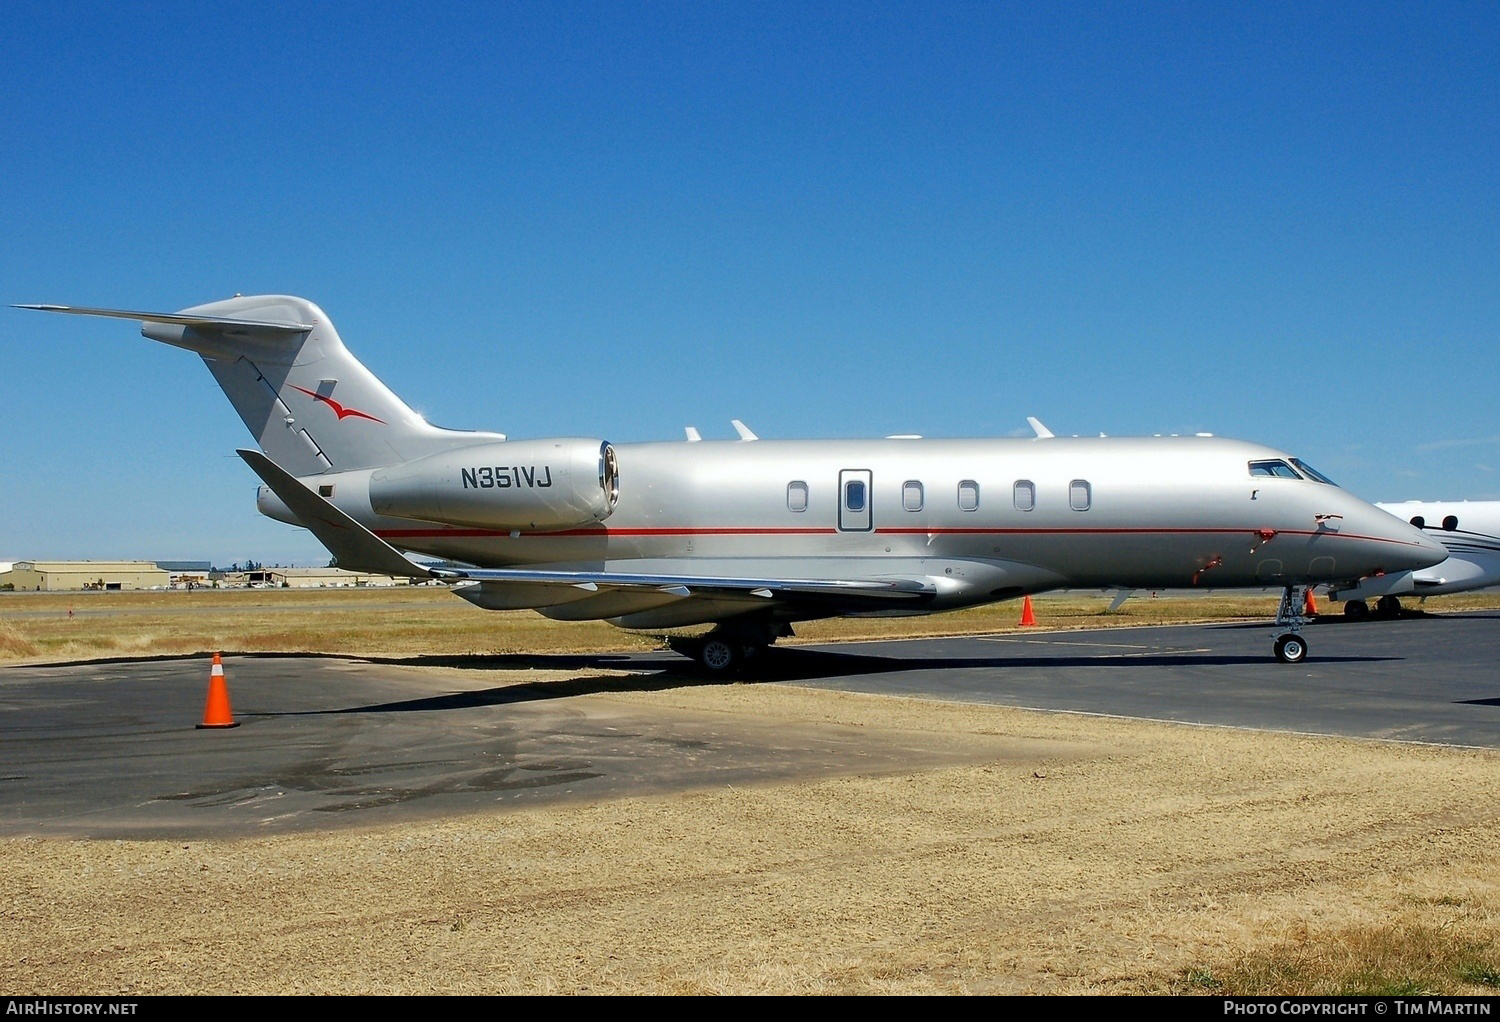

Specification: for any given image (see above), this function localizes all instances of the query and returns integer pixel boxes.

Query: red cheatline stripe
[374,526,840,538]
[372,524,1421,546]
[895,527,1421,546]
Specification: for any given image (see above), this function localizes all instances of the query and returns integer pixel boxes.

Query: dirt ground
[5,676,1500,995]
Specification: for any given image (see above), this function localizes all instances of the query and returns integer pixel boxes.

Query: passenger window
[958,480,979,512]
[1013,480,1035,512]
[902,481,924,512]
[1410,516,1425,529]
[787,481,808,513]
[1443,515,1458,532]
[1070,479,1092,511]
[845,480,867,512]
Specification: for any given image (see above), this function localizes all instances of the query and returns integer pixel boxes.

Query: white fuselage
[279,433,1443,627]
[22,295,1449,650]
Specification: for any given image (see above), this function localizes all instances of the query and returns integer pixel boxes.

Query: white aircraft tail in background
[1329,500,1500,617]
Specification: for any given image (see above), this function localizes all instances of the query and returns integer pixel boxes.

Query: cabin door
[838,469,873,532]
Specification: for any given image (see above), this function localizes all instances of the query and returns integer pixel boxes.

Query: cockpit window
[1248,460,1301,479]
[1289,459,1338,485]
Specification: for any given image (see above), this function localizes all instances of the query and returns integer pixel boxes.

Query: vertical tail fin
[20,295,504,475]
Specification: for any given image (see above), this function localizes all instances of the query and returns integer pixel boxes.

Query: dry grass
[0,619,40,658]
[0,586,659,662]
[1169,921,1500,996]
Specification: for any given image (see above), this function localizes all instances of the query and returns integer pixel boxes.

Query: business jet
[1328,500,1500,617]
[17,295,1446,670]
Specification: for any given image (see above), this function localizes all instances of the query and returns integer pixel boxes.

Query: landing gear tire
[1274,633,1308,664]
[671,621,782,678]
[697,637,742,677]
[1377,595,1403,616]
[1343,600,1370,620]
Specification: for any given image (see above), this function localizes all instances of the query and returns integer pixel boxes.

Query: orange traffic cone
[1303,587,1319,616]
[197,652,239,729]
[1019,595,1037,627]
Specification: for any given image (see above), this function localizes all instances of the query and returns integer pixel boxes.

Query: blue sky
[3,1,1497,566]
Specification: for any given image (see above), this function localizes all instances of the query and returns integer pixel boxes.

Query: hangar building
[268,567,407,588]
[4,561,171,591]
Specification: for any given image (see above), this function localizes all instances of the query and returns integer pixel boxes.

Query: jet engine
[369,438,619,532]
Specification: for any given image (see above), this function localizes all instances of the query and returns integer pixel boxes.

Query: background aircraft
[1329,500,1500,617]
[18,295,1446,670]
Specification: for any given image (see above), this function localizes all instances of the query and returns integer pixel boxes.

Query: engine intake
[369,438,618,532]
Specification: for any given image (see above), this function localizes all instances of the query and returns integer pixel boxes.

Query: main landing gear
[1272,585,1311,664]
[668,620,791,678]
[1341,595,1404,620]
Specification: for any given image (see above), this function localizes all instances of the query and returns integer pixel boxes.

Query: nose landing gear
[1273,585,1312,663]
[1273,632,1308,664]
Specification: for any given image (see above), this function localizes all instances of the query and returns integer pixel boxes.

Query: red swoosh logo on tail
[289,385,386,424]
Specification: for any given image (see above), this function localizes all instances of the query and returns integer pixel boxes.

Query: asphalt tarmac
[2,610,1497,839]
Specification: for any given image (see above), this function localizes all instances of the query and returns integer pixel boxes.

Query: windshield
[1290,459,1338,486]
[1248,460,1300,479]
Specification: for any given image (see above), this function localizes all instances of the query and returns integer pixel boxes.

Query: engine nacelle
[369,438,619,532]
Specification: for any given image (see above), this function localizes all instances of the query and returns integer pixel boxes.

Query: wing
[442,564,933,600]
[239,449,937,621]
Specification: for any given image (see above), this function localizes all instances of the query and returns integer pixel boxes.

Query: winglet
[684,426,702,442]
[1027,416,1054,439]
[731,419,758,441]
[236,449,433,579]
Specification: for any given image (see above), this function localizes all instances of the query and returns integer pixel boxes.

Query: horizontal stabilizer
[27,294,507,476]
[237,449,433,580]
[15,303,314,333]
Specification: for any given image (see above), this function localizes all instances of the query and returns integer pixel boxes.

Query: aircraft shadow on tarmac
[253,645,1404,717]
[28,609,1483,675]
